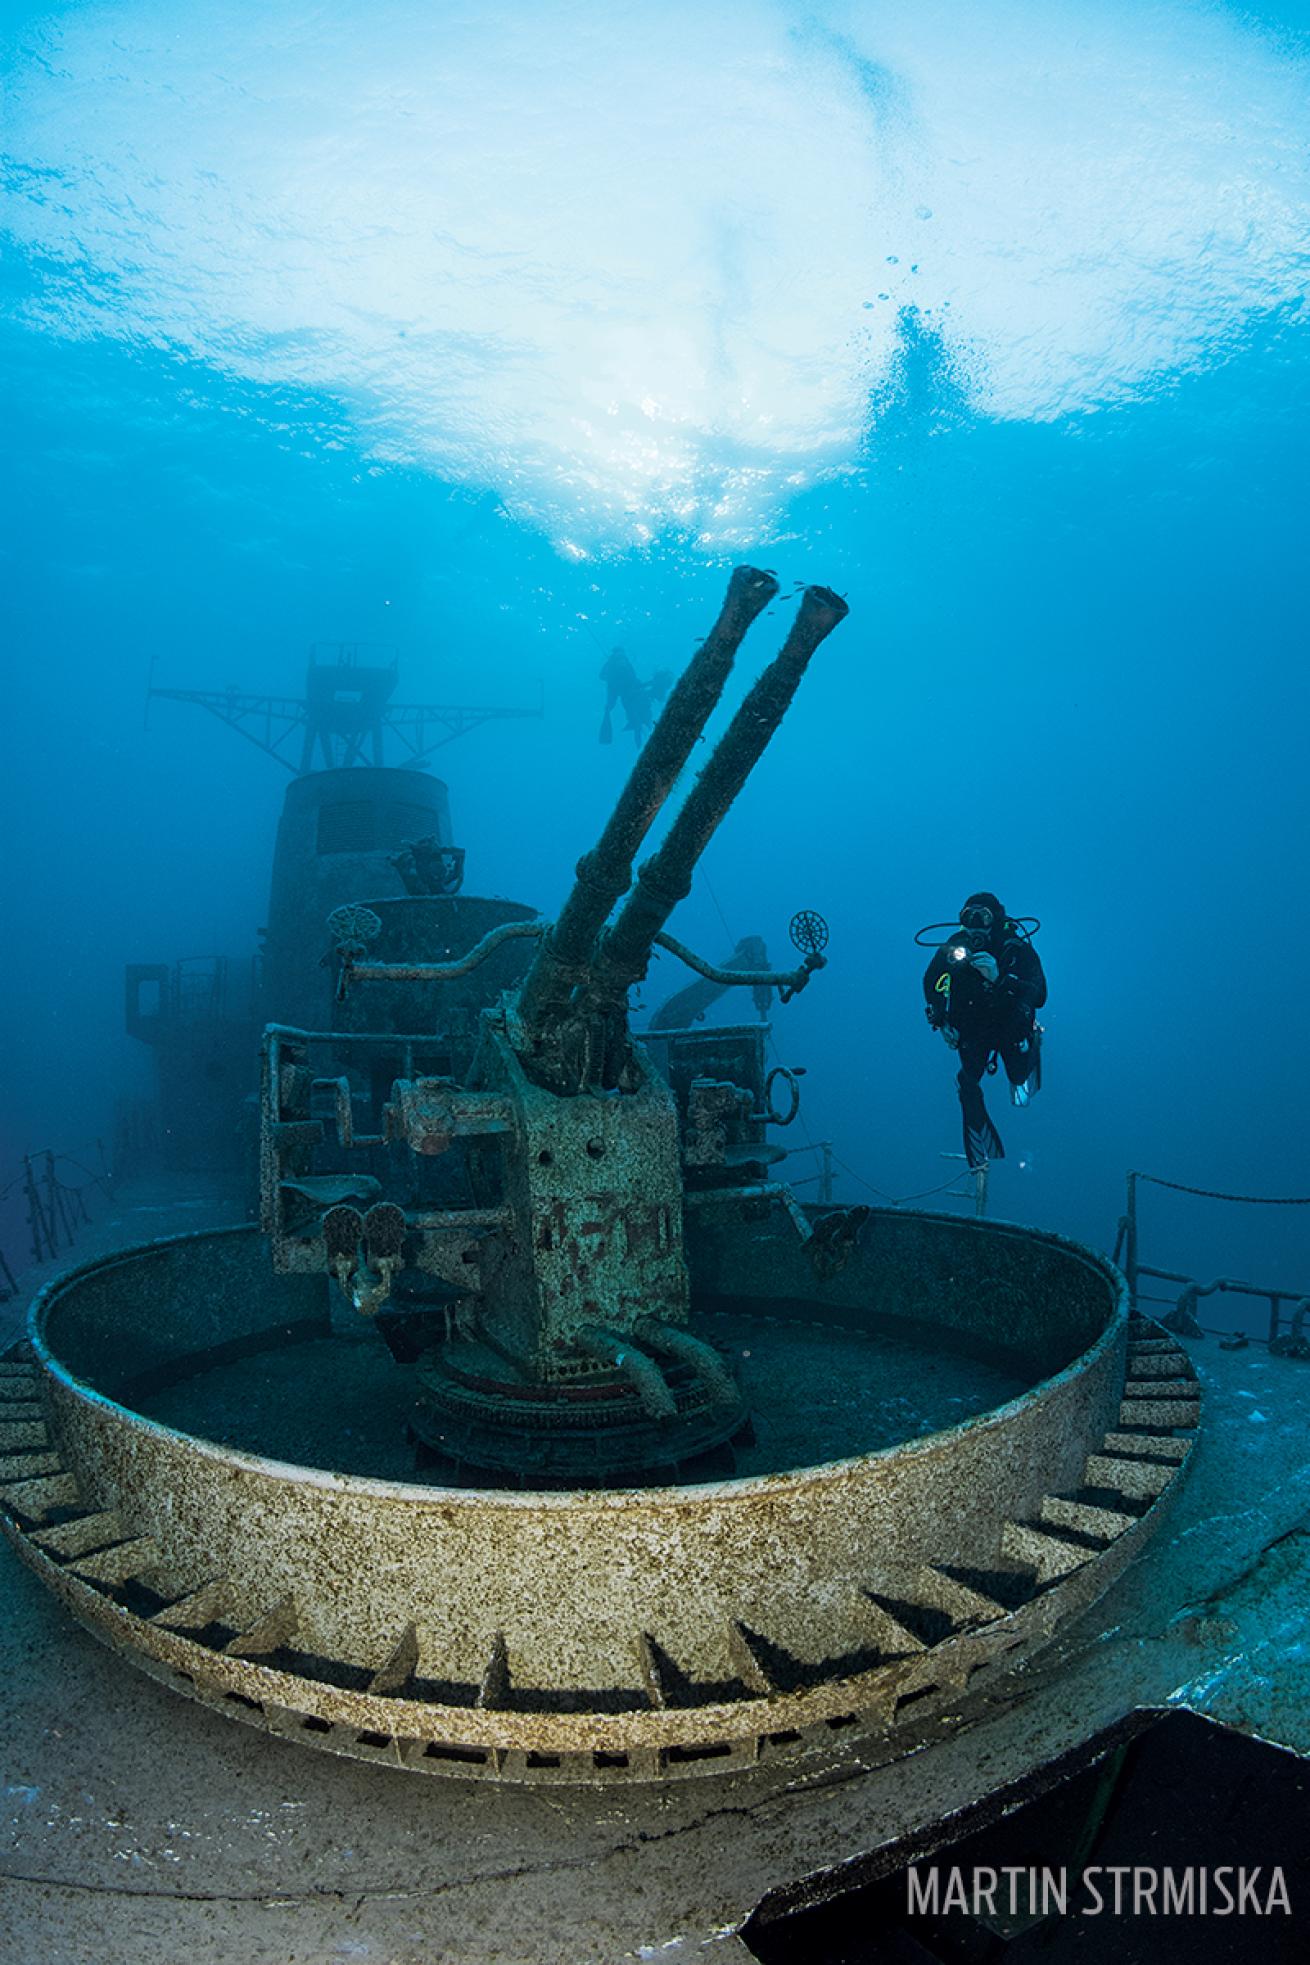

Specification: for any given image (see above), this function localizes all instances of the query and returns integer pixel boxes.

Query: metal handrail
[1114,1168,1310,1346]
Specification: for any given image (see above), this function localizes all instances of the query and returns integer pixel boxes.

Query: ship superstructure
[122,646,541,1174]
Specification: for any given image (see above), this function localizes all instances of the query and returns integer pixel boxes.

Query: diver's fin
[965,1111,1005,1169]
[1008,1026,1042,1106]
[958,1073,1004,1168]
[599,707,613,745]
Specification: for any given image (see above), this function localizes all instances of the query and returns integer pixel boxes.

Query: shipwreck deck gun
[262,568,849,1477]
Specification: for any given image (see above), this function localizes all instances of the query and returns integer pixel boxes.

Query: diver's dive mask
[959,902,997,937]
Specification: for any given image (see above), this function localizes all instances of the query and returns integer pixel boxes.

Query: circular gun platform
[0,1210,1197,1782]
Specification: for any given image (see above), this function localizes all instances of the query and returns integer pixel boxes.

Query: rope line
[1135,1171,1310,1206]
[830,1154,965,1209]
[55,1156,113,1192]
[0,1164,107,1205]
[0,1150,113,1208]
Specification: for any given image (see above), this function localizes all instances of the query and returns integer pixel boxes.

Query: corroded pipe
[650,930,823,998]
[517,565,780,1036]
[574,1326,677,1421]
[339,918,548,998]
[588,584,849,1014]
[635,1317,739,1409]
[685,1181,815,1244]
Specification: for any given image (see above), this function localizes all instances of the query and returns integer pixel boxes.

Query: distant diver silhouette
[648,935,773,1031]
[599,647,674,747]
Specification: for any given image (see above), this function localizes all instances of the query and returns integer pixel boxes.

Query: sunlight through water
[3,0,1308,550]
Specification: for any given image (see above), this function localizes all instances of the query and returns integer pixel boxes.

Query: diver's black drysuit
[923,902,1046,1168]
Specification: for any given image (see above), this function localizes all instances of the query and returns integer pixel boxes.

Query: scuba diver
[920,893,1046,1169]
[598,647,674,747]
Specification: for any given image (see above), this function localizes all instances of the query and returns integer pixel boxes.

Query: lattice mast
[148,644,540,774]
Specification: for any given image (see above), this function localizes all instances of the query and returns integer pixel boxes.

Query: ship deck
[2,1180,1308,1964]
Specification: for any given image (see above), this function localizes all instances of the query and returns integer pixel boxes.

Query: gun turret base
[410,1336,750,1485]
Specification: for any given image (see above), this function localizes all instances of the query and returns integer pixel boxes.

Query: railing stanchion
[1124,1170,1139,1311]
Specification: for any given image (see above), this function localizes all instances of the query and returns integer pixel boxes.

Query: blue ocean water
[3,0,1309,1296]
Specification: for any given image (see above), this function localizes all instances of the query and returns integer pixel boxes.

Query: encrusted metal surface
[0,1215,1198,1782]
[256,572,852,1483]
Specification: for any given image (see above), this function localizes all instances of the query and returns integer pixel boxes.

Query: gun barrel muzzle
[592,584,849,997]
[517,564,780,1034]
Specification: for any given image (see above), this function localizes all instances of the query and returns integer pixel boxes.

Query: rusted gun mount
[262,569,848,1478]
